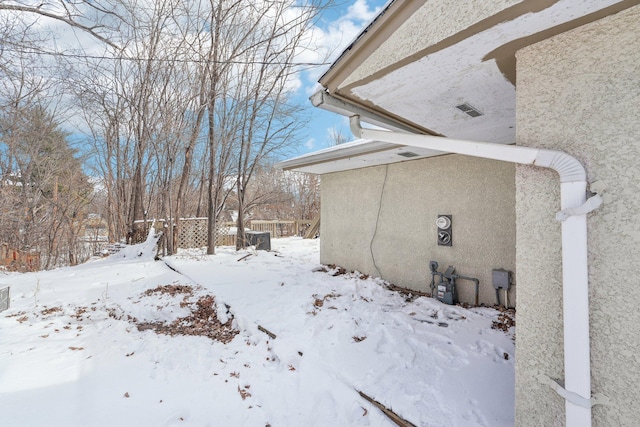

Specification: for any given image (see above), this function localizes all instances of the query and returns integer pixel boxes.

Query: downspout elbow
[534,150,603,220]
[534,149,587,183]
[350,115,364,139]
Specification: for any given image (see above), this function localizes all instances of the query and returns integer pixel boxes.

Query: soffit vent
[455,103,483,117]
[397,151,420,158]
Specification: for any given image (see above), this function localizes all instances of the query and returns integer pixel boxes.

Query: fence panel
[151,218,310,250]
[0,286,9,312]
[249,220,298,238]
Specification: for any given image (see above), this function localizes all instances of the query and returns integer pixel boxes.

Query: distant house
[278,1,640,426]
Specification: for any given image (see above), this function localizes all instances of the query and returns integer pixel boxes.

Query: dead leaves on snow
[226,372,252,401]
[492,309,516,342]
[136,293,238,344]
[237,385,252,400]
[5,311,29,324]
[9,304,92,334]
[491,310,516,332]
[41,306,62,316]
[144,284,194,298]
[9,306,85,324]
[314,264,370,280]
[9,283,238,347]
[5,310,27,319]
[308,292,341,315]
[74,307,90,320]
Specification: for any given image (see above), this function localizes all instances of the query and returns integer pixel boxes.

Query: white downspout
[349,115,603,427]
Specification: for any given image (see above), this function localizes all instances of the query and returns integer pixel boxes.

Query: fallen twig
[258,325,276,339]
[414,318,449,327]
[358,391,416,427]
[237,254,253,262]
[384,283,431,299]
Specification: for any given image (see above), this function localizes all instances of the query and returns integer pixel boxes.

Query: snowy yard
[0,237,514,427]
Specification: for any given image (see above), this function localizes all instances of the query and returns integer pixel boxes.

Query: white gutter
[349,115,603,427]
[310,90,426,134]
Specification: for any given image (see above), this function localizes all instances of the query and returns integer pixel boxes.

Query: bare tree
[0,0,122,49]
[328,124,349,145]
[228,0,322,249]
[0,104,91,269]
[72,0,205,249]
[2,0,333,263]
[76,59,134,243]
[242,165,320,222]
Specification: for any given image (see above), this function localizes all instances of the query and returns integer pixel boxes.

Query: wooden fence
[148,218,317,251]
[249,220,312,238]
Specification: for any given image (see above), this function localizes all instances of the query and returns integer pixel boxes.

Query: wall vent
[397,151,419,158]
[455,103,483,117]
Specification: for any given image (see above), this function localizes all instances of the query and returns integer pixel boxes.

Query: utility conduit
[349,115,602,427]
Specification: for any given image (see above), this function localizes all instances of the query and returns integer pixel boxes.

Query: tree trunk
[129,159,146,244]
[235,183,246,250]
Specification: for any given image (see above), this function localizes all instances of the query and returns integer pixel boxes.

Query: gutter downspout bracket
[538,375,610,408]
[556,194,603,221]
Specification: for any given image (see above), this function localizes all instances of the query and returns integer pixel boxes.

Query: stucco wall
[515,5,640,426]
[320,154,516,306]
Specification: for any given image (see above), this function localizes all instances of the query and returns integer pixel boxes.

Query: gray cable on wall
[370,164,389,277]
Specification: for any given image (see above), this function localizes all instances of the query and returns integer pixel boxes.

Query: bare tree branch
[0,2,121,49]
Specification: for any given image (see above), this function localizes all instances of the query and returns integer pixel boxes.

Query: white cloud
[303,81,323,97]
[304,138,316,150]
[295,0,384,96]
[344,0,382,22]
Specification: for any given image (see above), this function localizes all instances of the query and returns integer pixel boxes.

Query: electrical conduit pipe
[349,115,602,427]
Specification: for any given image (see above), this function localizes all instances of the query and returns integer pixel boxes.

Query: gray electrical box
[245,231,271,251]
[0,286,9,312]
[436,266,457,304]
[492,269,511,290]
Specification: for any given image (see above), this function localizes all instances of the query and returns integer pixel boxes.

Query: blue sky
[290,0,388,157]
[9,0,388,161]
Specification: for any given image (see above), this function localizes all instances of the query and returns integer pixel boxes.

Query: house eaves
[283,1,636,176]
[275,139,443,175]
[317,0,637,145]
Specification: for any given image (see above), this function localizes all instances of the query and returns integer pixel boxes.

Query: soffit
[276,139,443,175]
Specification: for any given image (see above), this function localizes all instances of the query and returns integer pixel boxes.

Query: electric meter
[436,215,452,246]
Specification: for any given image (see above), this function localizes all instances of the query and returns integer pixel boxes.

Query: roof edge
[319,0,422,92]
[275,139,402,171]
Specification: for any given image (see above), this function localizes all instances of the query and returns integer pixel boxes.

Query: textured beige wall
[321,154,516,306]
[515,5,640,426]
[342,0,520,87]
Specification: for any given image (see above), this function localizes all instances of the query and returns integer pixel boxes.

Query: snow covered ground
[0,236,515,427]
